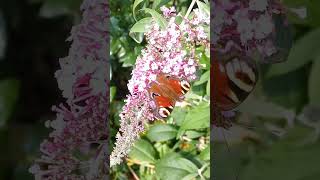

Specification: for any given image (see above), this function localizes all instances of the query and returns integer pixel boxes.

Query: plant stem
[198,162,209,180]
[184,0,197,19]
[128,165,140,180]
[126,158,155,169]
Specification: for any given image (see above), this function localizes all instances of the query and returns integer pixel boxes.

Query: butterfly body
[148,74,190,119]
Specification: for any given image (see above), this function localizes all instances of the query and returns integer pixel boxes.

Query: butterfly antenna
[219,128,230,153]
[219,127,242,180]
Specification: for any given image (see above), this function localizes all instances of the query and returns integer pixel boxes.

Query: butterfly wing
[157,74,190,98]
[148,74,191,119]
[213,54,258,111]
[212,53,258,128]
[148,81,175,119]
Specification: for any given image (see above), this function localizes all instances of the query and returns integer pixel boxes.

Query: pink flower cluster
[212,0,290,61]
[29,0,108,179]
[110,6,209,166]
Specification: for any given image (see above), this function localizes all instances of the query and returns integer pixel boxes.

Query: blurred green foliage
[213,0,320,179]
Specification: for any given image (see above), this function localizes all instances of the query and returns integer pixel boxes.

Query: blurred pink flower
[212,0,291,62]
[29,0,109,179]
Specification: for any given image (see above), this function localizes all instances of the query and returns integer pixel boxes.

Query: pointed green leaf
[147,124,177,142]
[155,153,198,180]
[180,102,210,130]
[133,0,144,21]
[194,70,209,86]
[196,0,210,16]
[143,8,168,29]
[129,139,156,163]
[129,17,152,43]
[199,146,210,161]
[182,173,198,180]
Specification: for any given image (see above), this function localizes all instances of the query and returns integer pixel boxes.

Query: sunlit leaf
[155,153,198,180]
[143,8,168,29]
[147,124,177,142]
[129,139,156,164]
[180,102,210,131]
[199,146,210,161]
[196,0,209,16]
[206,80,210,96]
[194,70,209,86]
[185,130,205,139]
[129,17,152,43]
[110,86,116,102]
[171,107,188,126]
[181,173,198,180]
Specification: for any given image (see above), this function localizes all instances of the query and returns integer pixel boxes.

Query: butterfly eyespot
[159,107,171,118]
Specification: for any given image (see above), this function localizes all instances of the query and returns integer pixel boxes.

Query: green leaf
[180,102,210,131]
[196,0,210,16]
[185,130,205,139]
[203,167,210,178]
[308,55,320,105]
[267,28,320,77]
[206,79,210,96]
[0,79,19,128]
[129,17,152,43]
[110,86,116,102]
[143,8,168,29]
[182,173,198,180]
[155,153,198,180]
[119,52,136,67]
[170,107,187,126]
[199,146,210,161]
[147,124,177,142]
[129,139,156,163]
[133,0,144,21]
[198,48,210,70]
[194,70,209,86]
[152,0,171,10]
